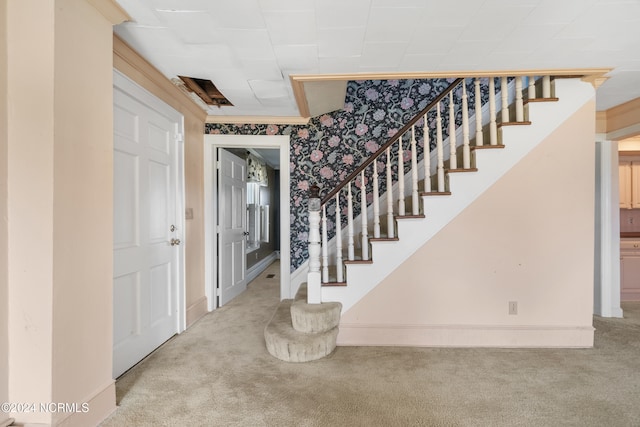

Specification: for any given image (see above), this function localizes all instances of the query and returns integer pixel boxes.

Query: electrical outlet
[509,301,518,315]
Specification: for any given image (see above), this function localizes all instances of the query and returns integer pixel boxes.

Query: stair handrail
[320,78,464,206]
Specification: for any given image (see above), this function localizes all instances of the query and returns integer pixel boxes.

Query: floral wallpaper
[206,78,496,271]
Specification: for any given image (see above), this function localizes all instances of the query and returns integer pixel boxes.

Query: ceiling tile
[360,42,407,68]
[364,7,425,43]
[206,0,266,29]
[398,53,446,71]
[371,0,430,6]
[318,56,362,73]
[154,11,222,44]
[220,29,276,61]
[240,59,284,80]
[318,27,366,57]
[263,10,317,44]
[259,0,314,11]
[523,0,595,25]
[274,45,319,70]
[248,79,289,98]
[315,0,371,28]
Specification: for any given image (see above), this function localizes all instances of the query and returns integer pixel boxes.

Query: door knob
[170,238,181,246]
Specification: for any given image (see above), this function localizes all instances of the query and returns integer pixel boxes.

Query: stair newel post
[489,77,498,146]
[386,147,395,238]
[528,76,536,100]
[542,75,551,98]
[474,78,483,147]
[334,193,344,282]
[347,182,355,261]
[372,158,381,239]
[515,76,524,122]
[423,113,432,193]
[397,136,405,216]
[307,185,322,304]
[448,91,457,170]
[321,205,329,283]
[436,102,445,192]
[360,170,369,260]
[410,125,419,215]
[461,80,471,169]
[500,76,509,123]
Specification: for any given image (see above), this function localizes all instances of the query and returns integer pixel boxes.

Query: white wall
[339,101,596,347]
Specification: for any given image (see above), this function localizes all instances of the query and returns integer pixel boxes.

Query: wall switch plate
[509,301,518,315]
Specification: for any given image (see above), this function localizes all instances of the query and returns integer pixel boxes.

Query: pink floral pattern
[205,77,495,270]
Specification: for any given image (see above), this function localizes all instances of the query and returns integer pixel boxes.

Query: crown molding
[113,35,207,122]
[86,0,130,25]
[206,115,309,125]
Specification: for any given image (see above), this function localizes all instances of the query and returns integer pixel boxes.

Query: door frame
[204,134,291,310]
[113,69,187,334]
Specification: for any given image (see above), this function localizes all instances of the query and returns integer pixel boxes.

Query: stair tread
[322,281,347,287]
[498,121,532,127]
[369,237,399,242]
[525,97,559,104]
[471,144,505,150]
[395,214,425,219]
[446,168,478,173]
[344,259,373,265]
[420,191,451,196]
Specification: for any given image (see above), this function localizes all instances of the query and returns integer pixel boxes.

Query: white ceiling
[113,0,640,118]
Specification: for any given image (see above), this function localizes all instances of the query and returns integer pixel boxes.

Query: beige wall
[51,0,116,424]
[0,0,9,417]
[5,0,122,425]
[340,101,596,346]
[113,36,208,327]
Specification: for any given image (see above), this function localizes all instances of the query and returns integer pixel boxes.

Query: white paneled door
[113,71,184,378]
[218,149,247,306]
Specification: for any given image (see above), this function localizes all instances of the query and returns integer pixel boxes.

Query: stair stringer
[322,78,595,314]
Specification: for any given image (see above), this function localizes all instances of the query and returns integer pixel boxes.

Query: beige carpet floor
[102,261,640,426]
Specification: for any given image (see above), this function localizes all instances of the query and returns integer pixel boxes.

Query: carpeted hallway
[101,261,640,426]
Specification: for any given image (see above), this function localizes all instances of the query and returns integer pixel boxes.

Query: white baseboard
[55,380,116,427]
[337,323,595,348]
[186,295,208,327]
[246,252,278,284]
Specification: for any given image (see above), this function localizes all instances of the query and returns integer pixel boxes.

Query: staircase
[266,74,596,360]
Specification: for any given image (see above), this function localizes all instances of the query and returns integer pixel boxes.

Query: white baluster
[347,182,354,261]
[542,75,551,98]
[411,126,419,215]
[307,197,321,304]
[372,159,380,238]
[475,78,483,147]
[386,147,394,238]
[397,136,405,216]
[515,76,524,122]
[423,113,432,193]
[528,76,536,100]
[321,205,328,283]
[489,78,497,146]
[448,91,457,170]
[501,76,509,123]
[436,102,445,192]
[360,170,369,260]
[335,193,343,282]
[461,81,470,169]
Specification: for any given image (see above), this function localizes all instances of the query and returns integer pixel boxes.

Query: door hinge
[175,133,184,143]
[215,287,221,297]
[216,160,221,170]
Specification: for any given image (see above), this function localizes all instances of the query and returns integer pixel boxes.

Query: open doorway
[204,134,291,310]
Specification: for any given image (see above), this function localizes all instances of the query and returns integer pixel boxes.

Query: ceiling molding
[206,115,310,125]
[289,68,611,83]
[604,97,640,137]
[113,35,207,122]
[86,0,130,25]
